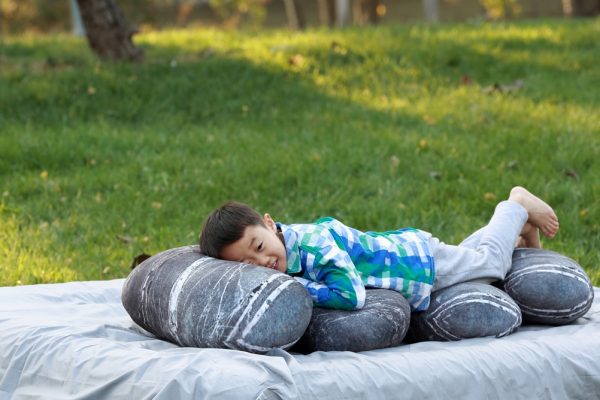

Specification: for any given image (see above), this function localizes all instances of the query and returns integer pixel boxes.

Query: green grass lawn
[1,19,599,286]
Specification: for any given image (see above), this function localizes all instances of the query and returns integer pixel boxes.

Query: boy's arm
[294,243,366,311]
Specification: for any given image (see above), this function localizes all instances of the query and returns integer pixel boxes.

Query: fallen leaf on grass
[423,115,437,125]
[270,45,292,53]
[331,41,348,55]
[483,192,496,201]
[482,79,524,94]
[429,171,442,180]
[199,47,215,60]
[498,160,519,172]
[564,168,580,180]
[116,234,133,244]
[131,253,152,269]
[288,54,305,67]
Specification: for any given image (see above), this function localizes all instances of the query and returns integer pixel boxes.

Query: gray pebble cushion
[293,289,411,353]
[122,245,313,354]
[410,282,522,341]
[502,248,594,325]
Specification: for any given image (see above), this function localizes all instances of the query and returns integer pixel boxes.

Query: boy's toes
[542,221,559,238]
[541,215,559,236]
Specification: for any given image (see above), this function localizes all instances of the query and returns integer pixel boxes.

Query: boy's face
[220,214,288,273]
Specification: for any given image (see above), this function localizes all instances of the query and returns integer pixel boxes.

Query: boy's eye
[257,243,263,251]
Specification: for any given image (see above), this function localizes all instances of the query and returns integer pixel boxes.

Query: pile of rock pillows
[122,246,594,354]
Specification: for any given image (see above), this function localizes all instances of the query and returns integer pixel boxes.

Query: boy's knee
[479,247,511,278]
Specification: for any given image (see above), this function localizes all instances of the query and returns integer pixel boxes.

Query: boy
[199,187,558,312]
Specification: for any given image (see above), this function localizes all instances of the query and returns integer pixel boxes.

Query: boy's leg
[432,186,558,291]
[457,226,486,249]
[459,221,538,250]
[455,227,495,284]
[431,200,528,291]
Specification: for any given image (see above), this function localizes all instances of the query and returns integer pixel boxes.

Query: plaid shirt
[278,217,435,312]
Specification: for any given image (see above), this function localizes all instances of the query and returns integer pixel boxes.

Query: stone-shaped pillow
[410,282,522,342]
[502,248,594,325]
[122,245,313,354]
[293,289,411,353]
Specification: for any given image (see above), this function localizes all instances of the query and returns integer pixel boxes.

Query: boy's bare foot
[519,222,541,248]
[509,186,559,238]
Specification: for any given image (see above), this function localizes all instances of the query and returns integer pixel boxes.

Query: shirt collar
[276,222,302,274]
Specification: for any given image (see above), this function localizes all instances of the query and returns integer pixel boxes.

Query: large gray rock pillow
[121,245,313,354]
[293,289,411,353]
[410,283,522,342]
[502,248,594,325]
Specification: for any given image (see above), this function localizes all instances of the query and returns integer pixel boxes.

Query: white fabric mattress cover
[0,279,598,400]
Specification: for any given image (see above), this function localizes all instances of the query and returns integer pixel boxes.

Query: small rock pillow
[122,245,313,354]
[293,289,411,353]
[410,282,522,342]
[502,248,594,325]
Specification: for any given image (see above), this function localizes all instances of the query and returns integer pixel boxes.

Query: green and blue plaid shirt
[278,217,435,311]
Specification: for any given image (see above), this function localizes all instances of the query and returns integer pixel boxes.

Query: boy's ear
[263,213,277,232]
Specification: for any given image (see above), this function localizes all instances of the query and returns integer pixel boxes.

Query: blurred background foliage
[1,0,597,34]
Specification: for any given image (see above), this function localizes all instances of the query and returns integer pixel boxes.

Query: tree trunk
[562,0,600,16]
[422,0,440,22]
[318,0,336,27]
[353,0,378,25]
[76,0,143,62]
[335,0,351,27]
[70,0,86,36]
[283,0,306,30]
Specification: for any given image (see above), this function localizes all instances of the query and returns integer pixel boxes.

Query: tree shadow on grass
[0,30,598,281]
[2,23,598,132]
[1,30,597,193]
[375,24,600,108]
[1,44,427,171]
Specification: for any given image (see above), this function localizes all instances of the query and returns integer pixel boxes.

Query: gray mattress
[1,279,599,400]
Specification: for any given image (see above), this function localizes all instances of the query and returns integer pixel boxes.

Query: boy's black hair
[199,201,264,258]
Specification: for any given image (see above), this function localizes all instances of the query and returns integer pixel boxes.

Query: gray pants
[431,200,528,291]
